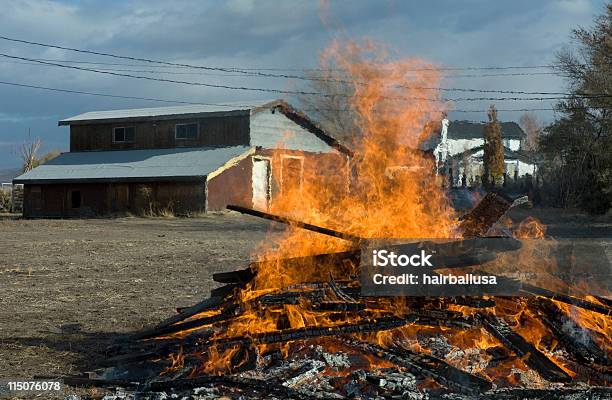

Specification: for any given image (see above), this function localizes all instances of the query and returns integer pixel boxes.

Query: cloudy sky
[0,0,607,168]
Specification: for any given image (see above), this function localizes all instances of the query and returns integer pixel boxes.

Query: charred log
[133,305,238,340]
[341,339,493,394]
[156,296,225,330]
[520,284,612,316]
[212,267,255,284]
[314,301,366,312]
[528,297,610,367]
[458,192,521,237]
[478,312,572,383]
[210,316,418,350]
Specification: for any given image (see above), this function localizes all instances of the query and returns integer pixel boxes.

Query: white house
[433,119,537,187]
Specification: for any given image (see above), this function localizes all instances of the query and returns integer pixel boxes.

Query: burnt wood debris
[49,192,611,399]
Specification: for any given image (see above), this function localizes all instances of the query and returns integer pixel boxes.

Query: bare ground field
[0,208,609,398]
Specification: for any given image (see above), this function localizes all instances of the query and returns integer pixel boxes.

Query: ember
[52,40,610,399]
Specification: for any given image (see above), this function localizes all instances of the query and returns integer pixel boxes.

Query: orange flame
[160,39,610,387]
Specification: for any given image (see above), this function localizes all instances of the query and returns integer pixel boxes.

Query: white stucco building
[433,119,537,187]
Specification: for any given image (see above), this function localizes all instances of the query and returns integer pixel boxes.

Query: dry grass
[0,189,11,212]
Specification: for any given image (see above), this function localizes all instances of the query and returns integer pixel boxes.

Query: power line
[0,78,602,115]
[0,59,578,96]
[0,34,582,84]
[0,52,337,97]
[0,35,332,82]
[446,72,565,78]
[0,58,571,79]
[13,56,569,72]
[3,53,612,103]
[0,80,242,106]
[0,36,581,73]
[0,59,256,77]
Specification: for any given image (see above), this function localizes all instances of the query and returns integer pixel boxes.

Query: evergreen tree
[483,105,505,187]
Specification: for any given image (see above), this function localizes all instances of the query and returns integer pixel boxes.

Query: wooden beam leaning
[227,204,362,242]
[458,192,527,237]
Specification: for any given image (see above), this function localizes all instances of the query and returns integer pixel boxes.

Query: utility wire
[0,59,580,96]
[0,35,334,81]
[0,52,339,97]
[0,34,588,84]
[0,80,229,105]
[0,58,571,78]
[0,79,604,115]
[2,53,611,102]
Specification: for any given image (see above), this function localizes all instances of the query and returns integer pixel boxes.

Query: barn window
[113,127,135,143]
[175,123,198,140]
[70,190,81,209]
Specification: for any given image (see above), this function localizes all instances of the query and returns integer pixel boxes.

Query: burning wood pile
[54,42,610,399]
[55,193,610,399]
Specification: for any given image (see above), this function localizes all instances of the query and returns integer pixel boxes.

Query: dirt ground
[0,208,610,398]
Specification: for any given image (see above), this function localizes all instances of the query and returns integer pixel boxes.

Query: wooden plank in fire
[477,312,573,383]
[207,316,418,350]
[152,295,226,330]
[341,339,493,395]
[213,250,361,287]
[212,266,255,284]
[528,297,610,367]
[227,204,362,242]
[458,192,527,237]
[520,283,612,316]
[132,304,238,340]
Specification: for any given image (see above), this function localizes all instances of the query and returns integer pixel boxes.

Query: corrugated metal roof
[13,146,253,183]
[59,100,280,125]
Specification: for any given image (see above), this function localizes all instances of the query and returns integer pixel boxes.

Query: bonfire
[56,41,611,399]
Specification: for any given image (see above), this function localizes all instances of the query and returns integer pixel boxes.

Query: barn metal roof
[58,100,281,125]
[13,146,253,184]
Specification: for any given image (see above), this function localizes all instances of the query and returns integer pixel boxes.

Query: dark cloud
[0,0,607,167]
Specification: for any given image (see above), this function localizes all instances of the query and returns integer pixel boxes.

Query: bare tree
[539,4,612,214]
[298,68,359,147]
[519,112,542,152]
[20,137,41,173]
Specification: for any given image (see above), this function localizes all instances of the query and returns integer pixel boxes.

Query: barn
[13,100,350,217]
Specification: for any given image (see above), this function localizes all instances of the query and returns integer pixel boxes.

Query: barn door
[252,157,271,210]
[111,183,129,211]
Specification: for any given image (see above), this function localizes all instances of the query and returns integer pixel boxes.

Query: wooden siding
[23,181,205,217]
[70,115,250,152]
[250,109,338,153]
